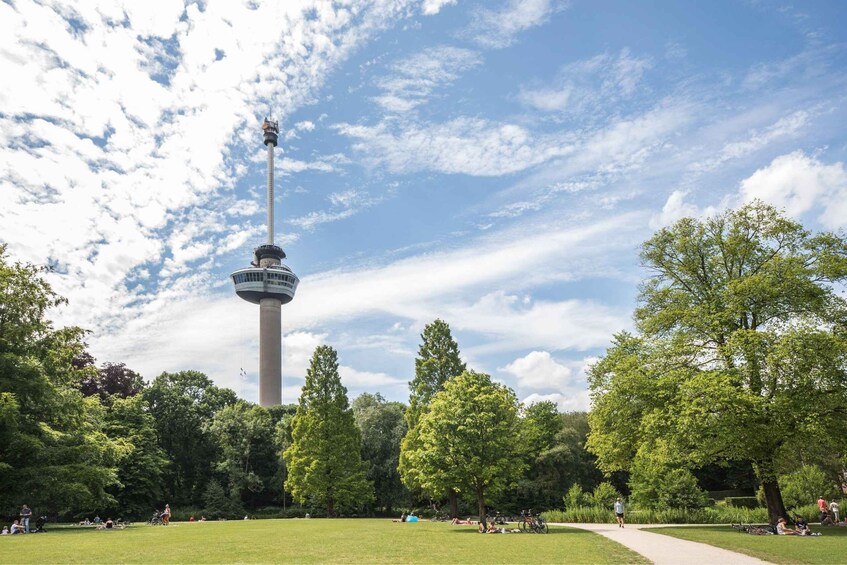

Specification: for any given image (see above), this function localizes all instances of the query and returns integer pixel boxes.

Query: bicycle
[147,511,164,526]
[518,510,549,533]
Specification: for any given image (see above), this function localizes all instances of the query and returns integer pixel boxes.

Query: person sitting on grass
[451,517,476,525]
[392,512,407,523]
[98,518,114,530]
[10,520,25,535]
[777,518,798,535]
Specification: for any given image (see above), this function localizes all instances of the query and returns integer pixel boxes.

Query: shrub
[629,454,707,510]
[563,484,586,510]
[541,505,769,524]
[590,483,620,508]
[724,496,759,509]
[658,469,708,510]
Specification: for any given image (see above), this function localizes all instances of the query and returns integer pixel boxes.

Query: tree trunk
[327,498,335,518]
[449,490,458,519]
[477,487,486,531]
[761,480,788,525]
[754,459,787,524]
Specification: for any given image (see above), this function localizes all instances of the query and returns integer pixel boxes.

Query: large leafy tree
[587,202,847,523]
[510,404,604,512]
[283,346,372,516]
[408,371,523,528]
[352,393,410,514]
[0,245,121,515]
[103,395,168,518]
[209,401,279,509]
[143,370,237,507]
[399,319,466,516]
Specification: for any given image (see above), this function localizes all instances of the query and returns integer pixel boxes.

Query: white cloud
[499,351,572,389]
[740,151,847,229]
[518,49,652,114]
[339,366,405,388]
[0,0,427,335]
[467,0,564,49]
[421,0,457,15]
[373,45,482,113]
[649,190,702,230]
[522,391,590,412]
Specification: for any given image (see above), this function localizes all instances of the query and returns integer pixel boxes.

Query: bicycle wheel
[519,520,528,532]
[539,523,549,533]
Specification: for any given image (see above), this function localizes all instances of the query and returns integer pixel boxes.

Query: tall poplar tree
[283,345,372,516]
[399,319,466,517]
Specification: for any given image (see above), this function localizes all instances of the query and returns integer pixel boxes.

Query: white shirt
[614,501,624,514]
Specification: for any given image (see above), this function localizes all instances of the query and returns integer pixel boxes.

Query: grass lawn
[646,525,847,565]
[0,519,648,564]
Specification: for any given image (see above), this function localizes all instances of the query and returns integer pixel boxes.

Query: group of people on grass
[2,505,33,535]
[774,496,843,536]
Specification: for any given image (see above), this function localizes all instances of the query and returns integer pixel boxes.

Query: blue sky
[2,0,846,410]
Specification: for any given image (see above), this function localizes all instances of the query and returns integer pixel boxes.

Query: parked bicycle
[519,510,549,533]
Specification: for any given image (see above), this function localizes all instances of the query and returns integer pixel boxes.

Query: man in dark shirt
[21,505,32,534]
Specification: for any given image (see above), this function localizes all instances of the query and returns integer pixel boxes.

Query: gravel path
[553,523,772,565]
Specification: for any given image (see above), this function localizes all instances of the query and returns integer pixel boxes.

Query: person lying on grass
[451,517,476,525]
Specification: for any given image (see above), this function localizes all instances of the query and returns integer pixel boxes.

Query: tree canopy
[406,370,524,527]
[587,202,847,522]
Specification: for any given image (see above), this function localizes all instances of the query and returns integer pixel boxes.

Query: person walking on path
[20,505,32,533]
[830,500,840,524]
[614,497,625,528]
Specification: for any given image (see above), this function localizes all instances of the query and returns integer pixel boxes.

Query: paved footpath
[553,523,772,565]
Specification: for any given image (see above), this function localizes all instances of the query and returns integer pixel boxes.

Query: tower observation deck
[230,118,299,407]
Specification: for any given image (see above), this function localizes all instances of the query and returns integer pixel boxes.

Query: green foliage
[352,393,410,513]
[103,395,168,518]
[400,319,466,495]
[143,370,238,507]
[209,401,279,509]
[723,496,759,509]
[0,245,122,515]
[776,464,838,509]
[564,484,587,509]
[202,479,244,519]
[283,345,373,516]
[629,450,707,510]
[404,370,524,524]
[587,202,847,523]
[590,482,621,508]
[542,505,769,524]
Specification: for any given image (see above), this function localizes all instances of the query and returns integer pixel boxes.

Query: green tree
[0,245,122,515]
[777,464,838,509]
[563,484,587,509]
[209,401,279,509]
[587,202,847,523]
[104,394,168,518]
[590,482,621,508]
[144,371,238,507]
[399,319,466,516]
[406,371,523,528]
[352,393,410,514]
[283,346,373,516]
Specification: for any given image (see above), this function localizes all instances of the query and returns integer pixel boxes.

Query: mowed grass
[646,525,847,565]
[0,519,648,564]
